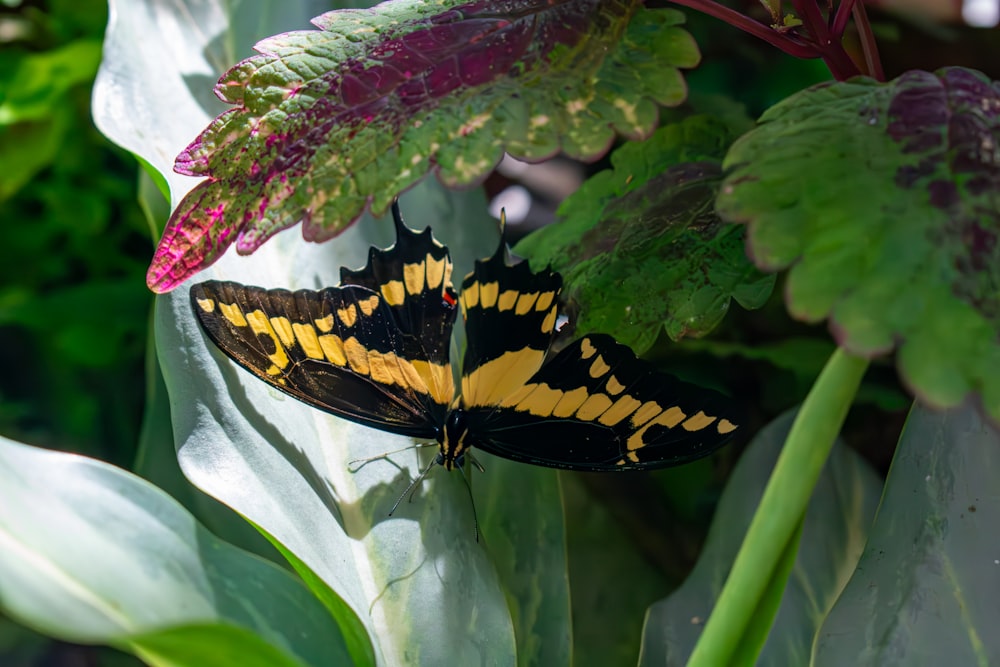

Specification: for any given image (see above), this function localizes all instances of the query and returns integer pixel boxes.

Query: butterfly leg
[388,454,439,516]
[456,461,481,543]
[347,441,438,471]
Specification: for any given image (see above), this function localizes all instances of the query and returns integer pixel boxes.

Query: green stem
[686,348,869,667]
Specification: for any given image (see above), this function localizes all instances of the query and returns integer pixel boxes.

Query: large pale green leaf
[717,67,1000,420]
[814,402,1000,665]
[0,435,352,666]
[638,409,882,665]
[158,181,567,665]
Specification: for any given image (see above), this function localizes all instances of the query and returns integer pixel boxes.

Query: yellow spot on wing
[266,364,282,376]
[535,291,555,311]
[479,281,499,308]
[605,375,626,395]
[541,307,557,334]
[717,419,738,434]
[515,292,538,314]
[403,262,425,295]
[357,294,380,316]
[462,282,480,308]
[343,337,369,374]
[426,256,447,289]
[518,383,563,417]
[598,395,642,426]
[462,348,546,407]
[627,406,687,451]
[246,310,289,369]
[220,302,247,327]
[552,386,589,417]
[681,411,717,432]
[367,350,393,384]
[499,383,537,408]
[580,337,596,359]
[381,280,406,306]
[589,355,610,378]
[292,323,323,359]
[315,314,334,333]
[412,360,454,404]
[576,393,613,421]
[196,298,215,313]
[319,334,347,366]
[497,290,518,311]
[337,304,358,328]
[270,317,295,348]
[630,401,661,427]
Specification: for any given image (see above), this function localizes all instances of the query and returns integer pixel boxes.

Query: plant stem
[667,0,821,59]
[685,348,870,667]
[852,0,885,80]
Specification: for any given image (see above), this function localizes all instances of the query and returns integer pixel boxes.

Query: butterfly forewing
[191,280,451,438]
[459,244,563,409]
[465,333,739,470]
[340,202,457,374]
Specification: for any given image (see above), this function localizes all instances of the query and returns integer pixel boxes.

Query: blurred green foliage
[0,0,151,466]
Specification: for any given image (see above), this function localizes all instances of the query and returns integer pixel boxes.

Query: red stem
[852,0,885,80]
[667,0,822,59]
[830,0,857,36]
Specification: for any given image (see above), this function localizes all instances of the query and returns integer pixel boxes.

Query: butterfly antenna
[457,461,481,542]
[388,454,438,516]
[348,442,436,472]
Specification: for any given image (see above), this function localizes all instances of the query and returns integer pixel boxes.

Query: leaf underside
[147,0,701,293]
[716,67,1000,420]
[515,114,774,354]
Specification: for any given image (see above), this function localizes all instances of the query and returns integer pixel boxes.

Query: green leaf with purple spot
[515,114,773,354]
[147,0,701,293]
[716,67,1000,421]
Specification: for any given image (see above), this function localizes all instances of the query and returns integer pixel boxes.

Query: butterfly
[190,201,739,488]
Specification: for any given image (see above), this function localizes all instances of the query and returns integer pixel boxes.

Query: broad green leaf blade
[717,67,1000,420]
[813,402,1000,666]
[638,409,882,666]
[474,456,571,667]
[159,182,555,666]
[515,115,773,354]
[0,436,352,667]
[145,0,702,293]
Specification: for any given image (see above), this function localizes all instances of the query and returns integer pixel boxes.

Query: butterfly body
[191,202,739,475]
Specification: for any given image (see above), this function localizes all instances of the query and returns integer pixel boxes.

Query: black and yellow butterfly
[191,202,739,479]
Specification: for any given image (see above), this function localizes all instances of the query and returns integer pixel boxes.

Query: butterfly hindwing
[190,279,453,438]
[459,242,563,409]
[464,334,739,470]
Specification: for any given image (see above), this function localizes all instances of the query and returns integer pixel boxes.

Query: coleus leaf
[515,114,774,354]
[717,67,1000,421]
[147,0,701,293]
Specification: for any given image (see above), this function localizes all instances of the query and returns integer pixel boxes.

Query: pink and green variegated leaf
[146,0,701,292]
[716,67,1000,421]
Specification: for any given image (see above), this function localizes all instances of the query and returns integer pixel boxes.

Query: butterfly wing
[191,207,458,437]
[340,201,456,386]
[465,334,739,470]
[458,240,563,410]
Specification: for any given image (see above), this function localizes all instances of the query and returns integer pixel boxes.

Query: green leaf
[516,115,774,353]
[814,402,1000,665]
[143,1,701,292]
[717,67,1000,420]
[0,435,354,666]
[0,40,102,124]
[638,409,883,665]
